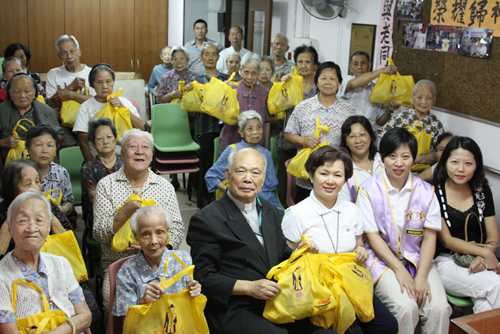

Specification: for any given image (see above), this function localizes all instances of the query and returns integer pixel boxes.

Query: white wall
[182,0,226,46]
[272,0,383,76]
[168,0,184,46]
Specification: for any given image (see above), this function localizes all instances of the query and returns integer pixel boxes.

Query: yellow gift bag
[11,280,67,334]
[268,67,304,115]
[111,194,158,252]
[263,236,336,324]
[41,230,88,283]
[94,87,132,143]
[181,81,206,112]
[61,86,87,128]
[287,118,330,180]
[5,119,34,165]
[370,58,415,108]
[170,81,185,104]
[405,121,432,172]
[123,253,209,334]
[201,76,240,125]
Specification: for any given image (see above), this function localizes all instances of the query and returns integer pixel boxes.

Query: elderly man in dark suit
[187,147,336,334]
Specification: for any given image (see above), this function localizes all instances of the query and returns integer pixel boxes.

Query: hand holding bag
[405,121,432,172]
[287,118,330,180]
[111,194,158,252]
[5,119,34,166]
[200,76,240,125]
[180,81,206,112]
[263,236,336,324]
[267,67,304,114]
[123,253,209,334]
[170,81,185,104]
[61,86,88,128]
[94,87,133,143]
[11,279,67,334]
[370,58,414,108]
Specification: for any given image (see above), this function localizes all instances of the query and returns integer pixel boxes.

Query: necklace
[321,213,340,254]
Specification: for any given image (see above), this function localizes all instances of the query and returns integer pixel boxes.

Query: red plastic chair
[124,97,140,115]
[107,256,133,334]
[285,159,296,207]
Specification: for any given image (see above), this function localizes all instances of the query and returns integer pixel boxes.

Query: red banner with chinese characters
[431,0,500,37]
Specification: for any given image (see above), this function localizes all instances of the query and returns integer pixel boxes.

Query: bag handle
[267,235,311,280]
[12,118,35,137]
[178,81,185,95]
[43,188,63,205]
[462,212,499,248]
[11,279,51,317]
[290,66,298,75]
[160,253,193,288]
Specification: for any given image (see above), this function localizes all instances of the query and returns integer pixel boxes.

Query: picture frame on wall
[348,24,376,75]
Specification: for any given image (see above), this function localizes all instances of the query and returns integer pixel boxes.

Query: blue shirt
[205,140,282,210]
[112,249,192,316]
[148,64,174,93]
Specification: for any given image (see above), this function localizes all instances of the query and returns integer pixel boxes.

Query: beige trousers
[374,264,452,334]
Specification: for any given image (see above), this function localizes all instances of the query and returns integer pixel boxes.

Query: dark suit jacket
[187,192,292,333]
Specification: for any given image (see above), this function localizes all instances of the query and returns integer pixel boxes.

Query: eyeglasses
[230,33,242,37]
[195,27,207,31]
[347,133,369,141]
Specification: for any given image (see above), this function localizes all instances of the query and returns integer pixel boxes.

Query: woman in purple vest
[282,146,398,334]
[357,127,451,334]
[433,136,500,313]
[338,116,384,203]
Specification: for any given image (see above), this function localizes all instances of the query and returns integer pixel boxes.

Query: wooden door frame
[246,0,272,55]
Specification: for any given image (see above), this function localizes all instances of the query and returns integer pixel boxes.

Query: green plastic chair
[151,104,200,152]
[446,293,474,307]
[0,58,4,75]
[270,135,279,174]
[213,137,220,163]
[59,146,84,206]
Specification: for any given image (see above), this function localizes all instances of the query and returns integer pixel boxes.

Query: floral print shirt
[112,249,192,316]
[81,154,124,227]
[41,162,74,203]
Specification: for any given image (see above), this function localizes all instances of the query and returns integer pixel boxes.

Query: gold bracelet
[66,319,76,334]
[302,136,307,148]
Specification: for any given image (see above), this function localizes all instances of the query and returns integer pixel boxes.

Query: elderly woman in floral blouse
[218,52,273,154]
[112,206,201,331]
[81,118,124,228]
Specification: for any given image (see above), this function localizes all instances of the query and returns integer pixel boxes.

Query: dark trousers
[295,185,311,204]
[276,146,296,208]
[352,295,399,334]
[196,132,219,198]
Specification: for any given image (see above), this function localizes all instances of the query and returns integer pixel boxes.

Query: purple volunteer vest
[359,172,435,283]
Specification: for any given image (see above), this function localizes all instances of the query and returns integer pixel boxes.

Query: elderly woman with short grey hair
[112,206,201,331]
[74,63,144,161]
[219,53,273,154]
[157,46,197,104]
[378,79,445,167]
[225,51,242,81]
[206,111,281,209]
[81,117,124,230]
[0,191,92,333]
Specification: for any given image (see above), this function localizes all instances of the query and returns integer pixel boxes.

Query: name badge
[405,229,424,236]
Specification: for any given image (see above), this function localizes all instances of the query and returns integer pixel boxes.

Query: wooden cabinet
[0,0,168,82]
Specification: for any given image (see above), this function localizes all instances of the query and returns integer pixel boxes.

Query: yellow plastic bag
[201,76,240,125]
[123,253,209,334]
[287,118,330,180]
[36,95,46,104]
[41,230,88,283]
[111,194,158,252]
[370,58,415,108]
[227,71,240,86]
[61,86,87,128]
[171,81,185,104]
[11,279,67,334]
[181,81,206,112]
[405,122,432,172]
[5,119,34,166]
[270,110,287,124]
[268,67,304,115]
[94,87,133,143]
[263,236,336,324]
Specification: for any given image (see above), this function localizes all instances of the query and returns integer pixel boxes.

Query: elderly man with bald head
[187,148,334,334]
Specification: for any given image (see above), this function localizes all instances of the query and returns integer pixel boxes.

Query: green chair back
[0,58,4,75]
[446,293,474,307]
[213,137,220,163]
[59,146,84,206]
[151,104,200,152]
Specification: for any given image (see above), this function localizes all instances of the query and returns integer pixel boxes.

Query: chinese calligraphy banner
[376,0,397,69]
[431,0,500,37]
